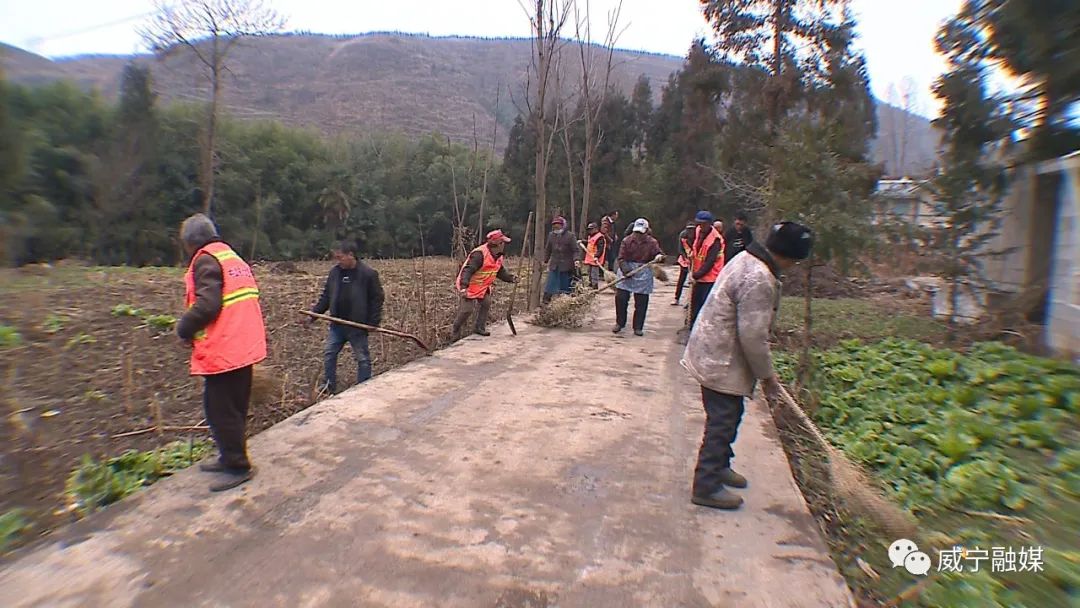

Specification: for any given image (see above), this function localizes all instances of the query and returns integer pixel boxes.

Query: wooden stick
[300,310,431,353]
[113,425,210,439]
[114,427,157,438]
[152,394,163,437]
[594,257,663,295]
[123,349,134,415]
[949,506,1033,525]
[507,212,534,335]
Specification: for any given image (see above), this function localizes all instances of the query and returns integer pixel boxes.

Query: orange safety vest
[692,226,725,283]
[456,244,504,299]
[184,242,267,376]
[678,233,692,268]
[584,232,606,267]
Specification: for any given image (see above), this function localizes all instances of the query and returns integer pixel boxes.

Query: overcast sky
[0,0,963,117]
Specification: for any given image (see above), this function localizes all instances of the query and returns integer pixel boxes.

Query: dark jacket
[312,263,385,326]
[724,227,755,263]
[459,247,514,287]
[617,232,663,272]
[692,226,724,282]
[176,239,226,341]
[544,230,581,272]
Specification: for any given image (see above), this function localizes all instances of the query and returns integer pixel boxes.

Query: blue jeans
[544,270,573,301]
[323,324,371,393]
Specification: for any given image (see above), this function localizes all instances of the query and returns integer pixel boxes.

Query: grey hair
[179,213,219,246]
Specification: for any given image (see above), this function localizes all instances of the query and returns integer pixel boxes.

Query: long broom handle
[594,256,663,295]
[506,212,533,315]
[300,310,431,352]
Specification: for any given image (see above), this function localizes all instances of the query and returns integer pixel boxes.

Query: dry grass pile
[530,285,597,329]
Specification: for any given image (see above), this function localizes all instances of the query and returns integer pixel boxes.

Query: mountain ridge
[1,34,938,177]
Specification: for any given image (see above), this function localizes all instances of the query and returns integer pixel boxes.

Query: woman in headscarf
[613,218,664,336]
[543,216,580,303]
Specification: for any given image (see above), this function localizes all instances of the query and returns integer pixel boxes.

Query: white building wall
[1041,153,1080,362]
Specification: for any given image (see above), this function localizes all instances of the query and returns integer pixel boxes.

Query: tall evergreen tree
[930,9,1014,340]
[949,0,1080,159]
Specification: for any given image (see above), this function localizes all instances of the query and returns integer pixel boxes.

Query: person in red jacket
[176,213,267,492]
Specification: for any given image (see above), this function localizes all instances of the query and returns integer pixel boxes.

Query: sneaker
[612,325,624,334]
[719,468,748,489]
[209,468,254,492]
[634,329,644,336]
[691,487,744,510]
[671,300,680,306]
[475,329,491,337]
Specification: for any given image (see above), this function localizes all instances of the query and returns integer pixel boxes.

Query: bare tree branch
[139,0,285,215]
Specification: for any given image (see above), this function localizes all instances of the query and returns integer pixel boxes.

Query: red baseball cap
[486,229,511,243]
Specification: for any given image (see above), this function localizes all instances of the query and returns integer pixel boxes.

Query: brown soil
[0,258,528,547]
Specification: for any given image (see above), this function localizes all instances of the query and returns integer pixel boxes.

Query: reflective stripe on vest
[456,245,503,299]
[184,242,267,375]
[692,226,724,283]
[584,232,606,266]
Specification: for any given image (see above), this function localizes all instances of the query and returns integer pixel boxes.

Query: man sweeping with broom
[681,221,812,510]
[452,229,517,339]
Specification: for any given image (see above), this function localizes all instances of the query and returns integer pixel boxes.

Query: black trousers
[203,365,253,470]
[689,281,714,329]
[615,289,650,331]
[692,387,745,496]
[674,265,690,302]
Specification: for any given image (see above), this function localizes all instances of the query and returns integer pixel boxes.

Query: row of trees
[0,65,510,265]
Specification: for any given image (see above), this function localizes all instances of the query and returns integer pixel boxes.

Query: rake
[300,310,431,353]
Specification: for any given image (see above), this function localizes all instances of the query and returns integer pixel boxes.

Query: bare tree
[883,76,920,177]
[476,85,502,246]
[519,0,573,308]
[140,0,285,216]
[554,66,584,235]
[574,0,625,233]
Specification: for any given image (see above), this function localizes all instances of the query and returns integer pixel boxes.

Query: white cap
[633,218,649,233]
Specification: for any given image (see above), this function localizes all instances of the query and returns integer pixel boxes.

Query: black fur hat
[766,222,813,260]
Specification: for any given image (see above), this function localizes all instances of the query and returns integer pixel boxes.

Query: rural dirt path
[0,282,853,608]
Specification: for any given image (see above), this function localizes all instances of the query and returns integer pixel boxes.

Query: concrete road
[0,283,854,608]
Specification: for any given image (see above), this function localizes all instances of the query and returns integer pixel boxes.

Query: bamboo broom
[775,384,918,539]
